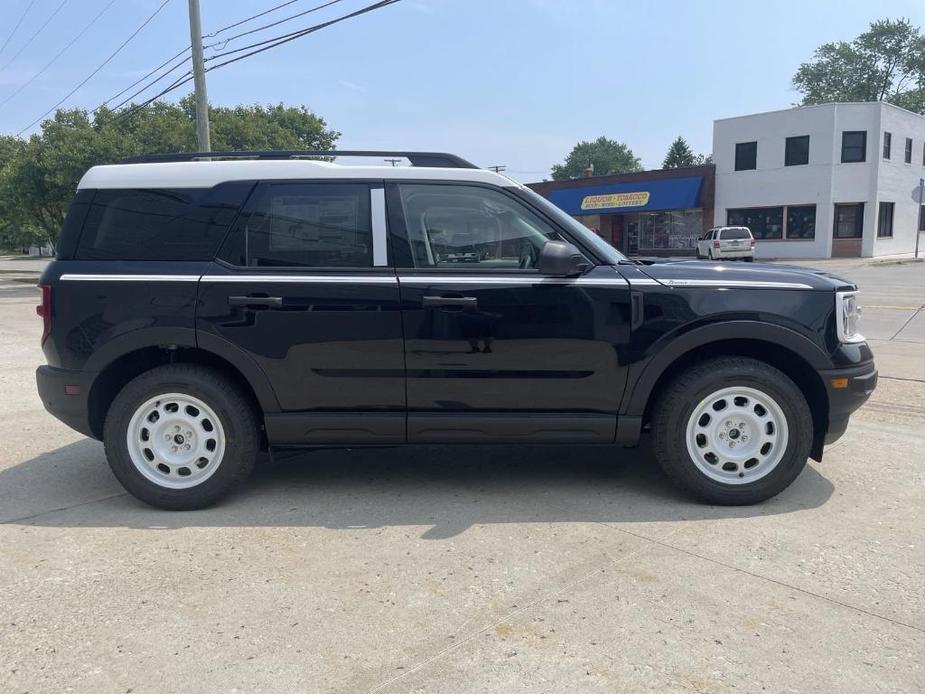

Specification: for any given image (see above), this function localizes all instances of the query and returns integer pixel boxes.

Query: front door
[387,182,632,443]
[832,203,864,257]
[198,179,406,444]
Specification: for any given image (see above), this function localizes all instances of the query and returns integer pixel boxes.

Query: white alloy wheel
[685,386,789,484]
[126,393,226,489]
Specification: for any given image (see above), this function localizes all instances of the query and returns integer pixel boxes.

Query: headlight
[835,290,864,343]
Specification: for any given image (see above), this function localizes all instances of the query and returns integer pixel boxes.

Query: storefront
[528,165,715,256]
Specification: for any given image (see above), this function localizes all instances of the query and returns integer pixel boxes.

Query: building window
[734,141,757,171]
[878,202,895,237]
[727,207,783,239]
[833,203,864,238]
[786,205,816,239]
[785,136,810,166]
[883,132,892,159]
[920,205,925,231]
[841,131,867,163]
[905,138,913,164]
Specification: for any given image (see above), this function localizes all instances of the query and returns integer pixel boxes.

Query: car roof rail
[119,150,479,169]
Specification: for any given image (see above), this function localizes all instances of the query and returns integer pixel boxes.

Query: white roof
[77,159,519,190]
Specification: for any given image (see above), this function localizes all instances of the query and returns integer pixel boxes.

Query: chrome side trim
[627,277,812,289]
[662,279,814,289]
[396,276,627,286]
[59,274,200,282]
[58,273,812,290]
[200,274,398,284]
[370,187,388,267]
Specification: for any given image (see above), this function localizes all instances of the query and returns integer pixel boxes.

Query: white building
[713,102,925,259]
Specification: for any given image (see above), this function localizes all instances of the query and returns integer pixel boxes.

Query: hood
[633,258,855,291]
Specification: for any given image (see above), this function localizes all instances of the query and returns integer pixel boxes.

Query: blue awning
[547,176,704,215]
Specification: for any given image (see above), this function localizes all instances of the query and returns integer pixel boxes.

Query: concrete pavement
[0,264,923,693]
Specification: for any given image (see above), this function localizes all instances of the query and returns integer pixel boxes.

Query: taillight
[750,238,756,247]
[36,284,51,344]
[713,240,721,248]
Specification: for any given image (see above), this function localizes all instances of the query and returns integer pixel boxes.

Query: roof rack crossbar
[119,150,478,168]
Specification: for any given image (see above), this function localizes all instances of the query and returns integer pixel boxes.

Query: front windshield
[517,186,629,264]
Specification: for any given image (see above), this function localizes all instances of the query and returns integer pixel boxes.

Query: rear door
[197,179,406,444]
[387,181,632,443]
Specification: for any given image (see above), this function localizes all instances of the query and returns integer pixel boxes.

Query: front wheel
[103,364,259,510]
[652,357,812,504]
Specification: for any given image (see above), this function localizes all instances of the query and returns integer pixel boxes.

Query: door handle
[229,295,284,308]
[422,295,478,310]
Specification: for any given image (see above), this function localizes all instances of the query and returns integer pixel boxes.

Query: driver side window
[397,184,560,269]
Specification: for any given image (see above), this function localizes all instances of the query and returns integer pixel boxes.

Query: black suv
[36,151,877,510]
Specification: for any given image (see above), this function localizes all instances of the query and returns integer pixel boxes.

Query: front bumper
[36,365,97,439]
[819,360,878,445]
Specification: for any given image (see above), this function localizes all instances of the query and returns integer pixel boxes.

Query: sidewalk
[0,256,50,275]
[769,252,924,271]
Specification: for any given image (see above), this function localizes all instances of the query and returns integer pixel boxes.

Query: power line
[0,0,38,58]
[16,0,174,135]
[0,0,118,110]
[96,0,332,114]
[204,0,303,37]
[103,47,190,110]
[206,0,345,49]
[114,0,401,124]
[204,0,400,65]
[0,0,71,75]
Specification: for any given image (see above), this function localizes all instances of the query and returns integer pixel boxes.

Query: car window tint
[76,184,251,261]
[721,228,751,240]
[242,182,372,268]
[398,184,560,269]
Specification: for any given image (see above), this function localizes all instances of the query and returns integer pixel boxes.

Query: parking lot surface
[1,262,923,693]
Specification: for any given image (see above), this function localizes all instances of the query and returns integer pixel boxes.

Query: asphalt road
[0,263,923,693]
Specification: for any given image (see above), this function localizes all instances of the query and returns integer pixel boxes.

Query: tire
[103,364,259,510]
[744,256,754,262]
[652,357,812,505]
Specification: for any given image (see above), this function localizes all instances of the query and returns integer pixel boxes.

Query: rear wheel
[103,364,259,510]
[652,357,812,504]
[744,256,754,262]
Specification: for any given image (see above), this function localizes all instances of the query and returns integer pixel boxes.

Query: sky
[1,0,924,182]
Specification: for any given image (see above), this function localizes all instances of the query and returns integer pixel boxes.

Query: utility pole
[188,0,211,152]
[384,158,402,167]
[917,178,924,259]
[488,165,506,173]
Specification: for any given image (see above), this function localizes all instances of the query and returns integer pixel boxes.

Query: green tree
[662,136,698,168]
[793,18,925,113]
[0,99,339,250]
[551,136,642,180]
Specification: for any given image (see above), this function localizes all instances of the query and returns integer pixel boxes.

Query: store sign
[580,191,650,210]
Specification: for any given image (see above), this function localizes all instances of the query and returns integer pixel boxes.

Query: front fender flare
[621,320,832,416]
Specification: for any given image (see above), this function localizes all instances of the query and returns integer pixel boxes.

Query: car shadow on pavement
[1,438,834,538]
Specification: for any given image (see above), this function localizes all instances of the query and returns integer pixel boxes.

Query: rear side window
[55,190,94,259]
[75,183,252,261]
[219,182,372,268]
[720,228,751,240]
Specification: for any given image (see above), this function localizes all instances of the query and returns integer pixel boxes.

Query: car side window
[397,184,560,269]
[219,182,373,268]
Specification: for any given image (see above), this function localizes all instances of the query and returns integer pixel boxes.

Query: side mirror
[538,240,590,277]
